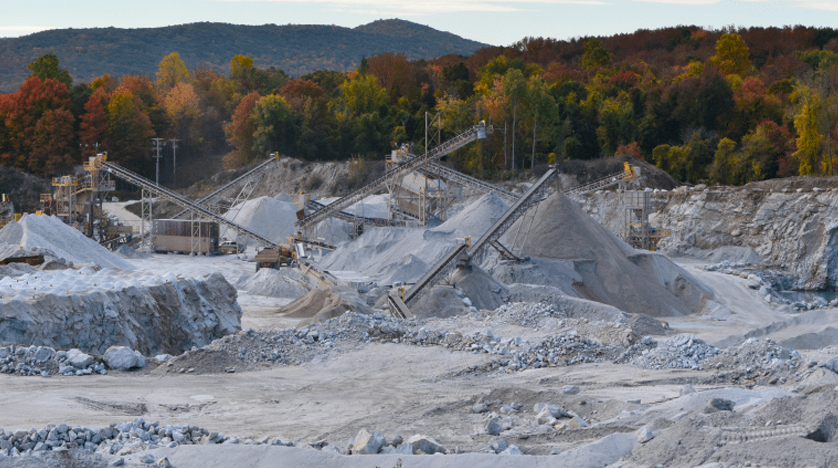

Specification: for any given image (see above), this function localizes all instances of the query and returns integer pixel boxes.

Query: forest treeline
[3,24,838,186]
[0,20,488,93]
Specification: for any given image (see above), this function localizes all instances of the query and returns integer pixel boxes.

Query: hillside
[0,19,489,92]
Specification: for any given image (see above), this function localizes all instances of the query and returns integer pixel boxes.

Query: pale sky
[3,0,838,47]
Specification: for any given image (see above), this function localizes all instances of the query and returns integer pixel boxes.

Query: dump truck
[255,245,294,271]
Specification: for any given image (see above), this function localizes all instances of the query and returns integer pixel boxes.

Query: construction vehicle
[219,240,245,254]
[255,245,294,271]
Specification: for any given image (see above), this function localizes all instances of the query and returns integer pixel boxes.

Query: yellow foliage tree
[791,85,823,176]
[156,52,192,93]
[710,33,751,76]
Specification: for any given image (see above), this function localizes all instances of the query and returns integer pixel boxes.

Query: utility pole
[151,138,165,185]
[169,138,180,187]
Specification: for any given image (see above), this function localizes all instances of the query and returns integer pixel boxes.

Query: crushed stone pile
[0,417,294,459]
[155,300,821,388]
[509,191,711,317]
[278,286,374,324]
[220,196,299,244]
[706,338,803,384]
[321,193,509,285]
[236,268,307,298]
[0,268,241,356]
[0,345,106,377]
[625,335,722,370]
[0,214,135,270]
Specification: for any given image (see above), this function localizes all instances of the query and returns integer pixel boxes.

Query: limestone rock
[709,398,735,411]
[500,445,522,455]
[487,419,503,436]
[66,349,94,368]
[562,385,581,395]
[351,428,386,454]
[104,346,145,370]
[636,426,655,443]
[403,434,446,454]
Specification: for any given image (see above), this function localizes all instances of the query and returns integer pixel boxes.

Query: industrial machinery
[254,245,295,271]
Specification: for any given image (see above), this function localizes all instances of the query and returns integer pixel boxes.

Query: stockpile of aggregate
[0,417,293,460]
[0,214,135,270]
[236,268,307,298]
[510,192,711,317]
[221,196,299,244]
[321,193,509,285]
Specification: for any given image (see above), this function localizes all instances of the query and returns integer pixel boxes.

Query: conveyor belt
[172,156,278,219]
[100,160,278,247]
[419,162,518,203]
[296,123,487,231]
[468,168,557,259]
[402,168,559,307]
[563,163,635,197]
[403,243,469,306]
[293,237,336,251]
[305,199,402,228]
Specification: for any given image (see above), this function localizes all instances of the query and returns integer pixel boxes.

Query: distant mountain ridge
[0,19,490,92]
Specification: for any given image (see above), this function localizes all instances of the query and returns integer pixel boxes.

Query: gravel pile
[0,345,107,377]
[0,418,293,459]
[493,302,566,326]
[625,335,722,370]
[706,338,803,384]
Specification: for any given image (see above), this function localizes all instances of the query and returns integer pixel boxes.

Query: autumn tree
[791,84,822,175]
[367,53,417,101]
[106,89,155,174]
[341,74,389,116]
[156,52,193,93]
[710,33,752,76]
[709,137,739,185]
[224,91,261,168]
[0,76,76,176]
[79,87,109,158]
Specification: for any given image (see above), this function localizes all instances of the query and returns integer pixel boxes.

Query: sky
[3,0,838,47]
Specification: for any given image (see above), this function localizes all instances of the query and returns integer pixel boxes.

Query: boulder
[535,407,557,426]
[403,434,446,454]
[709,398,734,411]
[104,346,145,370]
[561,385,581,395]
[351,428,386,454]
[490,438,508,453]
[636,426,655,443]
[32,346,55,363]
[66,349,94,368]
[486,419,503,436]
[500,445,522,455]
[533,403,567,418]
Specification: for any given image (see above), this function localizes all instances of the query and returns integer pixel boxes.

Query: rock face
[0,272,241,355]
[581,183,838,290]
